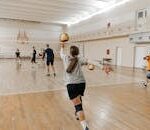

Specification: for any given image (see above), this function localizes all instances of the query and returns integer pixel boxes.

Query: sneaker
[85,126,89,130]
[144,83,147,87]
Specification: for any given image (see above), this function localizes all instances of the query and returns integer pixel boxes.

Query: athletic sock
[80,120,89,130]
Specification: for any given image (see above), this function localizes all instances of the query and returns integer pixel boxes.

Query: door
[134,46,146,68]
[116,47,122,66]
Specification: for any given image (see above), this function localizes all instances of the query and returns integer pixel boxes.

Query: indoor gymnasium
[0,0,150,130]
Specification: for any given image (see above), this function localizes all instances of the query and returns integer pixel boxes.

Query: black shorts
[46,60,54,66]
[67,83,86,100]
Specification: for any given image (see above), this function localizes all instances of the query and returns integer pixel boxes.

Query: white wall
[66,0,150,68]
[68,0,150,35]
[67,38,150,68]
[0,19,62,58]
[83,37,135,67]
[0,41,59,58]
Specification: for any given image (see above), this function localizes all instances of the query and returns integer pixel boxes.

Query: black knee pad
[75,104,83,112]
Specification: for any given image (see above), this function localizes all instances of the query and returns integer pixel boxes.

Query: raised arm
[60,43,66,60]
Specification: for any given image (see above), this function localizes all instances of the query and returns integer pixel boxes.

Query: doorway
[116,47,122,66]
[134,46,146,69]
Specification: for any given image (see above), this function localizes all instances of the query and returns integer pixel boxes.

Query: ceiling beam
[0,1,97,12]
[0,17,66,27]
[0,9,77,21]
[0,6,83,17]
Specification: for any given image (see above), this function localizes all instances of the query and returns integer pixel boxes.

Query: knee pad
[75,104,83,112]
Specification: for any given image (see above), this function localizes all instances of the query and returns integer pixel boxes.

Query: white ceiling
[0,0,129,25]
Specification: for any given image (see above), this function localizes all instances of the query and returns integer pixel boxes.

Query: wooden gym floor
[0,59,149,130]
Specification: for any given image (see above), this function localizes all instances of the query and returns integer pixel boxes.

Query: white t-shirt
[60,48,87,85]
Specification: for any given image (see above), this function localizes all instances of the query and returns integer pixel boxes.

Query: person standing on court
[15,48,21,61]
[60,44,89,130]
[15,48,21,65]
[31,46,37,64]
[45,44,56,77]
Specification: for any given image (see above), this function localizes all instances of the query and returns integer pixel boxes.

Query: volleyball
[88,64,95,70]
[60,33,69,42]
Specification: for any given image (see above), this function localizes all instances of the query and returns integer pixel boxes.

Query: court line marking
[0,81,140,96]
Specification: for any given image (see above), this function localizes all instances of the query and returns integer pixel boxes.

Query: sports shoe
[85,126,89,130]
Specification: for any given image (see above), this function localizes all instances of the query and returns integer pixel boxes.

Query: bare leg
[75,95,82,120]
[72,96,85,121]
[51,65,55,73]
[47,65,50,76]
[71,96,88,130]
[51,65,56,77]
